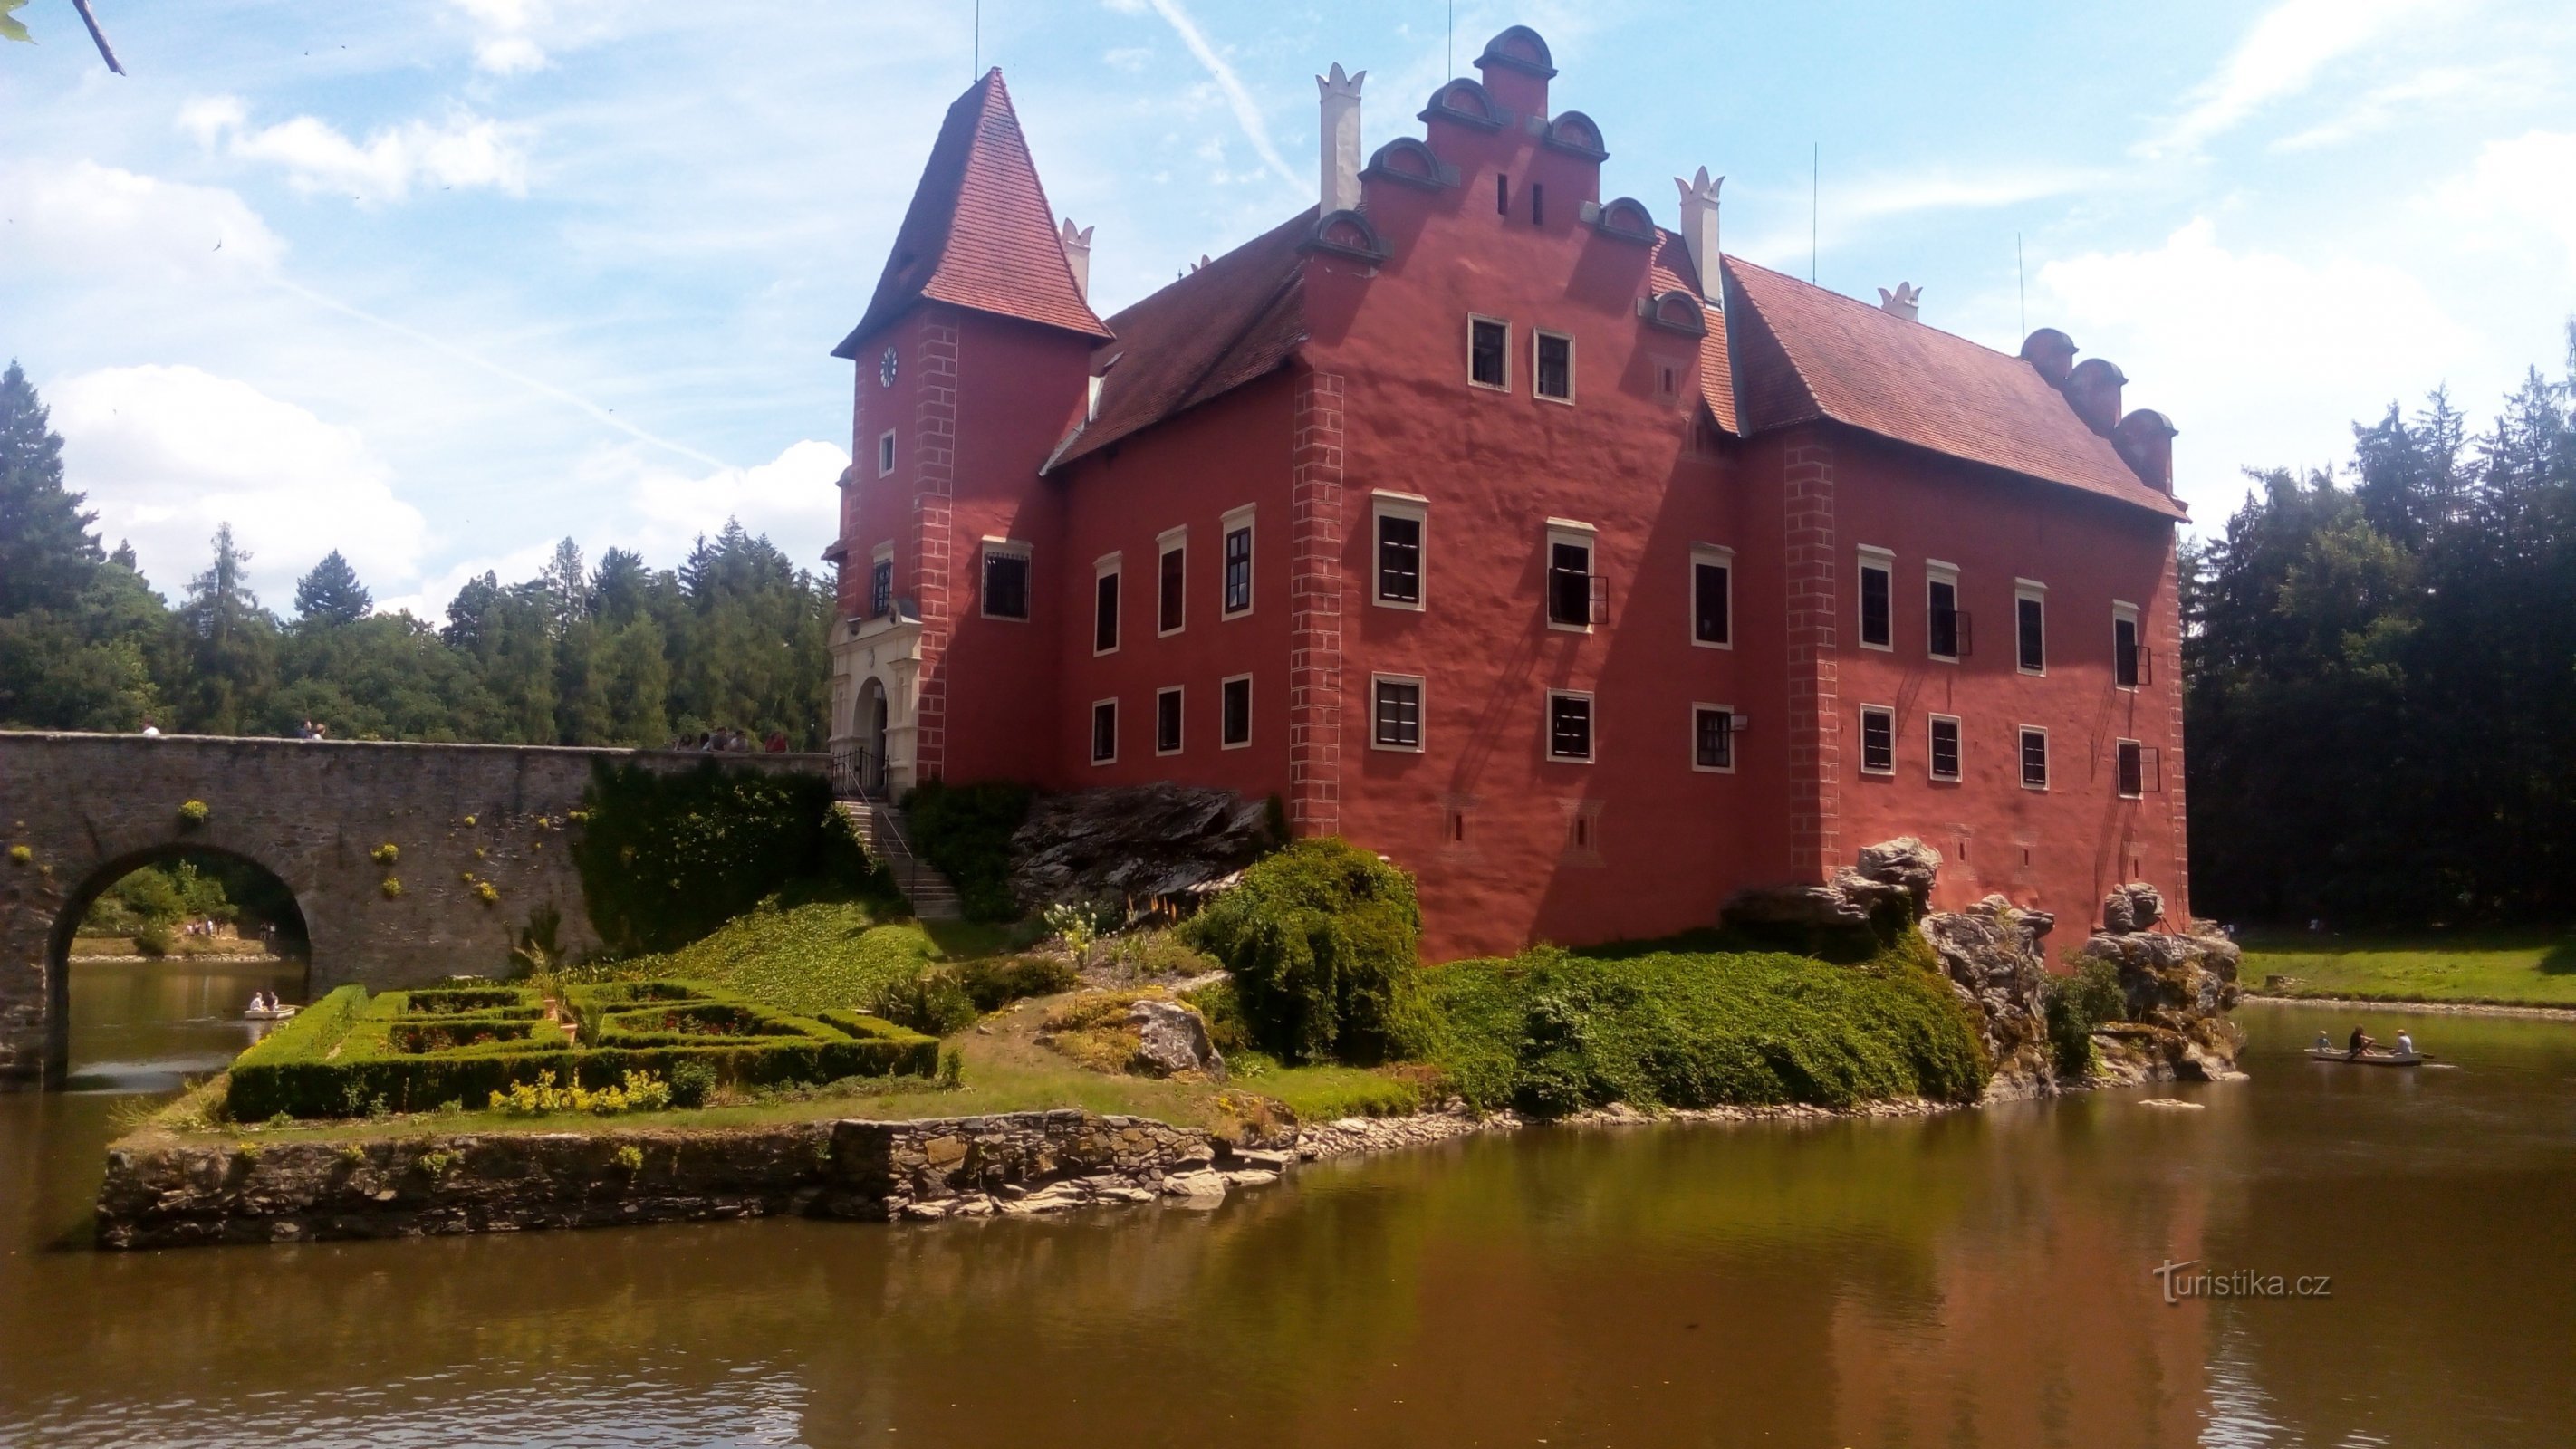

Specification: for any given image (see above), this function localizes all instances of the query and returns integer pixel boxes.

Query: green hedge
[900,779,1033,921]
[1184,838,1430,1065]
[227,979,936,1120]
[575,758,881,955]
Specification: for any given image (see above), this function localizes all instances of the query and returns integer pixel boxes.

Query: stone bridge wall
[0,732,827,1086]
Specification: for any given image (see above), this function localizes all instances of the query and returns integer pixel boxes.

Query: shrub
[474,881,500,905]
[490,1070,674,1117]
[1184,838,1427,1065]
[901,779,1034,921]
[370,843,399,867]
[1043,901,1101,964]
[867,967,977,1037]
[2042,955,2128,1080]
[956,954,1078,1011]
[574,758,880,955]
[380,878,403,900]
[178,800,210,827]
[7,845,29,867]
[134,921,174,956]
[668,1060,717,1108]
[1424,945,1989,1116]
[937,1047,965,1089]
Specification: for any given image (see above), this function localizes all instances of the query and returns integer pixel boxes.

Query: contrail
[270,276,735,471]
[1142,0,1303,194]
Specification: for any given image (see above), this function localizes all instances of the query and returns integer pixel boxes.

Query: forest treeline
[0,362,835,749]
[2183,326,2576,926]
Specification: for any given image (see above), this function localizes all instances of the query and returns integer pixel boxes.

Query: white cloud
[2273,63,2509,150]
[602,437,850,565]
[2140,0,2451,157]
[179,94,533,203]
[50,366,430,608]
[1129,0,1303,194]
[2429,130,2576,278]
[0,159,285,282]
[2034,218,2477,521]
[1735,165,2105,263]
[444,0,633,75]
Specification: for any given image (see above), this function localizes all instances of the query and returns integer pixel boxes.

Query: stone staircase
[837,800,964,921]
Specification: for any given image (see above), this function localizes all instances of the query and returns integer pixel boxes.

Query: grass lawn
[578,898,1029,1018]
[70,935,284,959]
[2241,929,2576,1006]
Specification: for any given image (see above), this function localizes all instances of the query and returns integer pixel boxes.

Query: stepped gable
[1722,255,2185,518]
[833,69,1110,359]
[1051,208,1315,468]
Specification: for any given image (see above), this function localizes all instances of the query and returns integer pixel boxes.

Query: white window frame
[2014,578,2048,677]
[1544,518,1598,634]
[1092,552,1121,657]
[1926,560,1961,664]
[1927,712,1964,782]
[1690,702,1737,774]
[877,429,897,477]
[1466,314,1512,392]
[1689,543,1734,650]
[1544,687,1596,764]
[979,537,1032,622]
[1219,504,1255,620]
[1856,545,1895,653]
[1219,673,1254,750]
[1090,698,1118,765]
[1154,685,1185,757]
[1371,491,1427,611]
[2112,600,2141,692]
[1858,705,1897,777]
[1156,525,1187,638]
[1533,328,1576,405]
[2116,736,2147,799]
[1370,672,1426,753]
[2018,725,2049,792]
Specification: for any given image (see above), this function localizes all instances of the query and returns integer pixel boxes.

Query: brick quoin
[909,322,959,782]
[2159,537,2191,920]
[1783,434,1840,883]
[1288,368,1347,836]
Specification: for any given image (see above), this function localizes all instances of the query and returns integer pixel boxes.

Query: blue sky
[5,0,2571,616]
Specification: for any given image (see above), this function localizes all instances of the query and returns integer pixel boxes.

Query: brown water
[3,977,2571,1449]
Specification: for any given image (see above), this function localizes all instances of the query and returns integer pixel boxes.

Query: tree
[292,550,374,625]
[540,536,589,638]
[0,360,102,616]
[171,524,279,734]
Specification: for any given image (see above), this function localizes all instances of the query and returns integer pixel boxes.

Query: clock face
[879,347,899,388]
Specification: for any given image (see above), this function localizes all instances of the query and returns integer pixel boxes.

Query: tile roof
[1722,255,2185,519]
[833,70,1109,359]
[1647,231,1737,435]
[1048,208,1314,469]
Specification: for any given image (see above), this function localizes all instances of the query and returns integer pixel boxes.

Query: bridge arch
[1,732,830,1086]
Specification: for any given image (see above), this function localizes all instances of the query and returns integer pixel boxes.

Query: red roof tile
[833,70,1109,359]
[1647,231,1737,436]
[1722,256,2184,518]
[1049,208,1313,468]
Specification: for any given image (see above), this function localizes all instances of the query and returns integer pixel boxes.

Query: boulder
[1011,784,1271,915]
[1918,894,2055,1093]
[2101,881,2164,934]
[1721,837,1945,934]
[1128,998,1225,1082]
[2075,917,2244,1080]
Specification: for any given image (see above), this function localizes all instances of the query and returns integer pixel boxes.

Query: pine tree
[293,550,374,624]
[172,523,279,734]
[540,536,589,638]
[0,360,102,614]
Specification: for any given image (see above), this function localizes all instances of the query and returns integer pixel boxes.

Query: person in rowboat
[2315,1031,2332,1052]
[2347,1025,2377,1060]
[2396,1030,2417,1057]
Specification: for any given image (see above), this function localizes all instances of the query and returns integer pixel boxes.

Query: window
[1371,674,1423,752]
[1929,715,1962,782]
[1860,706,1895,775]
[1927,563,1963,661]
[1468,317,1509,390]
[2114,602,2143,688]
[2117,739,2158,797]
[1546,691,1594,763]
[1691,545,1733,648]
[2020,727,2048,790]
[1534,331,1574,402]
[1546,522,1598,629]
[1495,172,1509,216]
[1155,686,1184,755]
[1858,548,1893,650]
[2015,581,2047,675]
[981,541,1031,620]
[1530,182,1544,226]
[1692,705,1735,772]
[1221,506,1254,617]
[1220,674,1252,748]
[877,429,896,477]
[1374,494,1426,608]
[1090,699,1117,764]
[869,551,894,619]
[1158,530,1186,636]
[1093,556,1120,654]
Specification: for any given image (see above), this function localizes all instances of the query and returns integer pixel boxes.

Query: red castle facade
[825,26,2191,963]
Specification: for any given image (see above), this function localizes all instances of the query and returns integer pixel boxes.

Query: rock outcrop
[1918,894,2057,1096]
[1128,997,1225,1081]
[1011,784,1270,914]
[2075,888,2244,1083]
[1722,835,1944,932]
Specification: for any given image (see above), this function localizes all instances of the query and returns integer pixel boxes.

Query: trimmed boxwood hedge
[227,979,937,1120]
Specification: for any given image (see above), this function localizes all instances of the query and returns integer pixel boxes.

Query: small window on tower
[1927,566,1964,660]
[1091,699,1118,765]
[981,542,1031,621]
[1093,559,1120,655]
[1158,533,1186,635]
[1495,172,1509,216]
[1692,705,1735,772]
[877,430,896,477]
[1374,494,1426,608]
[1372,675,1423,752]
[1860,706,1895,775]
[1858,549,1893,649]
[1530,182,1544,226]
[870,550,894,619]
[1219,674,1252,748]
[1155,686,1184,756]
[1691,546,1733,648]
[2020,727,2049,790]
[1468,317,1509,390]
[1534,331,1574,402]
[2114,602,2144,688]
[1929,715,1963,782]
[1221,507,1255,617]
[2016,582,2047,675]
[1546,691,1594,763]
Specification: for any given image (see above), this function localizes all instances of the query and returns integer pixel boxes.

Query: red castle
[824,26,2189,962]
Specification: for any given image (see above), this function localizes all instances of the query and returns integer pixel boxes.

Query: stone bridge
[0,732,829,1087]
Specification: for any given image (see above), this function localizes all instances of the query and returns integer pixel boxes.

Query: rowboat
[2304,1047,2422,1067]
[244,1004,299,1022]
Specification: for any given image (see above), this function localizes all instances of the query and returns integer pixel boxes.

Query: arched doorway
[43,848,310,1093]
[859,677,889,796]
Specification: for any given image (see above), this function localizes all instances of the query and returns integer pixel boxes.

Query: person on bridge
[139,719,160,738]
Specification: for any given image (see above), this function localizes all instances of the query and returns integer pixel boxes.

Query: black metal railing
[831,744,888,801]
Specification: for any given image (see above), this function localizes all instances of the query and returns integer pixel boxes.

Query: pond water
[3,976,2571,1448]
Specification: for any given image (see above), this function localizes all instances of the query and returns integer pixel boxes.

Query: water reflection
[0,993,2569,1446]
[62,957,308,1094]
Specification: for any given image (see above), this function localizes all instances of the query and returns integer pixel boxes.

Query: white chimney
[1317,62,1365,214]
[1877,282,1921,321]
[1059,218,1094,301]
[1674,166,1724,299]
